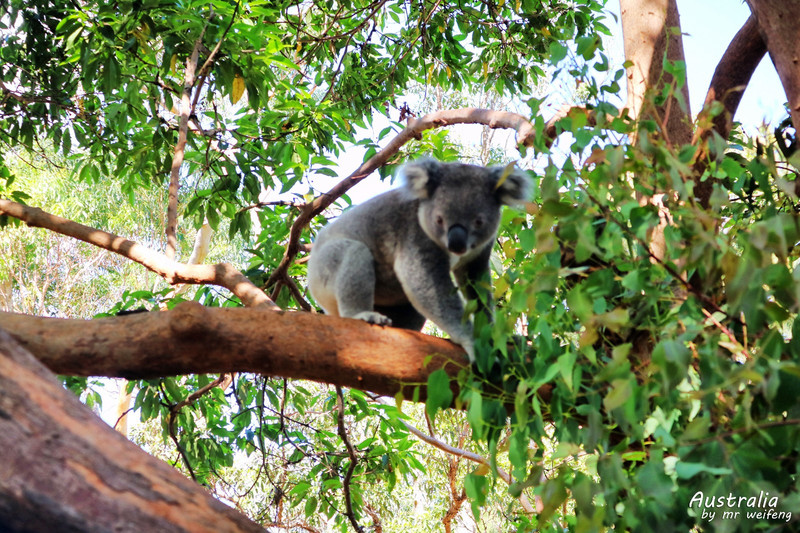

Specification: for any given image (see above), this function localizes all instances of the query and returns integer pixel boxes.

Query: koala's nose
[447,224,468,254]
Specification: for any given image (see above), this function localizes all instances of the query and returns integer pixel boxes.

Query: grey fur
[307,159,532,362]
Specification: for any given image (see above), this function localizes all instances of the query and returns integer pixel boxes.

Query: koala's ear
[402,159,442,199]
[491,165,533,205]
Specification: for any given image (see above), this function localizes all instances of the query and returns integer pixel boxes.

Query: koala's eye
[435,215,444,227]
[474,217,484,228]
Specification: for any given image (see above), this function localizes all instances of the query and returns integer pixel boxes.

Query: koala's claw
[353,311,392,326]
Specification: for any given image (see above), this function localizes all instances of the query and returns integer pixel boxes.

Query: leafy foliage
[4,0,800,531]
[437,80,800,529]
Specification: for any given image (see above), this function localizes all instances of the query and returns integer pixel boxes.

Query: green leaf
[603,378,631,412]
[675,462,732,479]
[549,41,568,64]
[425,369,452,420]
[464,471,488,519]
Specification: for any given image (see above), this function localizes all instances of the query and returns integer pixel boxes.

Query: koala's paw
[353,311,393,327]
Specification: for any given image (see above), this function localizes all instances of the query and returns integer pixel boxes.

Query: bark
[1,302,552,403]
[620,0,692,147]
[0,328,264,533]
[0,302,496,402]
[695,15,767,145]
[166,33,204,261]
[746,0,800,132]
[619,0,692,262]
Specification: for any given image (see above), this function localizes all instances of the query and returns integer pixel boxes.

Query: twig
[191,2,241,112]
[701,308,752,359]
[239,199,308,212]
[335,386,364,532]
[166,28,205,260]
[684,418,800,446]
[281,274,313,312]
[171,373,233,412]
[581,191,740,325]
[162,382,197,482]
[396,414,537,514]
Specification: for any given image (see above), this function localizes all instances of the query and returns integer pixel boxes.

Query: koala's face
[403,160,531,258]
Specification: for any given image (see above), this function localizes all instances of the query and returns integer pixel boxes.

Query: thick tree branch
[694,15,767,145]
[0,329,264,532]
[1,302,553,404]
[692,15,767,207]
[0,198,277,309]
[2,302,464,399]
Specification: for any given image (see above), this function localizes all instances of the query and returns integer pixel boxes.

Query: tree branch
[1,302,476,401]
[336,386,364,532]
[395,413,539,514]
[166,30,204,260]
[0,198,277,309]
[746,0,800,132]
[192,2,241,113]
[691,14,767,207]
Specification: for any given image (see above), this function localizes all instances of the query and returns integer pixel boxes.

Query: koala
[307,159,532,362]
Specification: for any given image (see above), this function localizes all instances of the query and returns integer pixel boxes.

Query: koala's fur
[307,159,532,361]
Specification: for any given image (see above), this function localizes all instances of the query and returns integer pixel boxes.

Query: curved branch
[746,0,800,132]
[691,15,767,207]
[694,15,767,144]
[266,107,550,289]
[0,199,277,309]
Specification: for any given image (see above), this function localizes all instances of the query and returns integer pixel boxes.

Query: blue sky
[666,1,784,128]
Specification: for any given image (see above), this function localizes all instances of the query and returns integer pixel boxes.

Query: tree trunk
[620,0,692,146]
[619,0,692,262]
[0,329,265,532]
